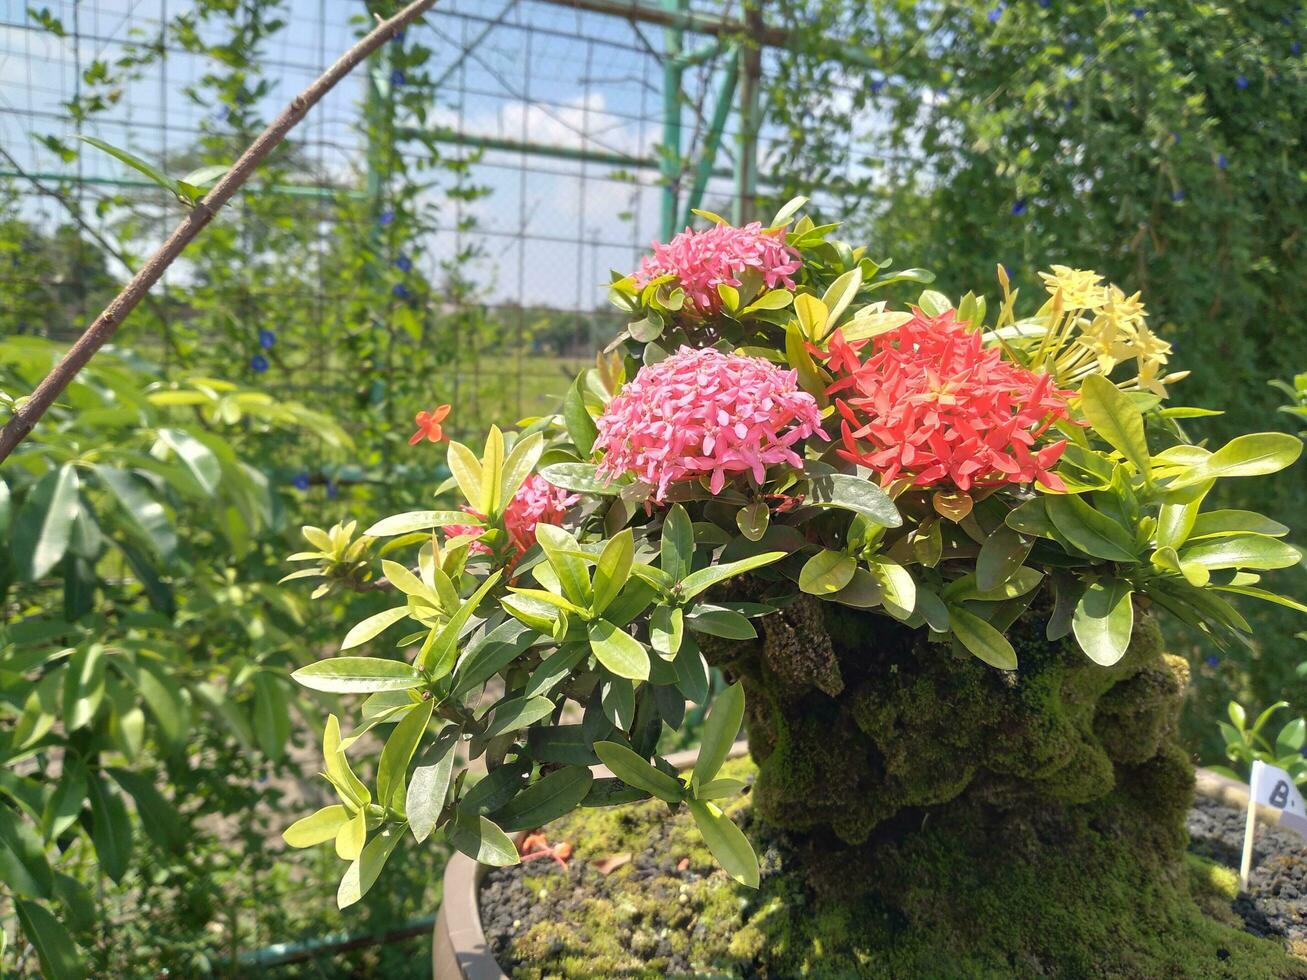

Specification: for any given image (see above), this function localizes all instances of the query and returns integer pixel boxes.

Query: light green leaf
[338,826,403,909]
[1072,580,1134,666]
[500,432,545,510]
[1079,374,1151,478]
[948,606,1018,670]
[447,811,519,867]
[157,428,220,495]
[1044,493,1137,562]
[536,523,593,606]
[687,799,760,888]
[446,440,484,508]
[592,529,634,615]
[820,267,863,329]
[340,606,410,651]
[423,571,503,677]
[293,656,424,694]
[79,135,174,192]
[650,605,684,658]
[366,510,479,537]
[693,682,744,787]
[96,465,176,558]
[377,699,434,811]
[799,549,857,595]
[539,462,624,496]
[594,741,684,803]
[12,464,80,580]
[588,620,650,680]
[283,805,351,848]
[679,552,786,601]
[1164,432,1302,490]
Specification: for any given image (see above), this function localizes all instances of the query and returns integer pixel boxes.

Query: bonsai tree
[280,202,1303,967]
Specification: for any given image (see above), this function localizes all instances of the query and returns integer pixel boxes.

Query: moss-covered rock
[484,602,1304,977]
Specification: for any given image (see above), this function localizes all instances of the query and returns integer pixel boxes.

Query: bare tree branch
[0,0,439,462]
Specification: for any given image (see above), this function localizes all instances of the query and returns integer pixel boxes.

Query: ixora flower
[409,404,451,445]
[594,346,825,499]
[822,309,1073,491]
[635,222,801,315]
[444,474,578,557]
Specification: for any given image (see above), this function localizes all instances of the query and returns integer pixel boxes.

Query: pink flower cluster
[635,222,802,315]
[820,310,1073,492]
[445,474,579,557]
[594,346,826,500]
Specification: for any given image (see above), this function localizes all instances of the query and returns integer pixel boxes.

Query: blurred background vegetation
[1,0,1303,974]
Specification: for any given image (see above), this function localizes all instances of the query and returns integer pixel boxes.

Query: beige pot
[432,754,1249,979]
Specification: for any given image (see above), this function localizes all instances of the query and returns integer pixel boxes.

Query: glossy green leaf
[660,503,695,580]
[799,549,857,595]
[338,826,403,909]
[483,695,555,739]
[340,605,410,651]
[96,465,176,558]
[377,699,434,811]
[592,529,634,615]
[157,428,221,495]
[283,804,351,848]
[1164,432,1302,490]
[949,606,1018,670]
[12,465,80,580]
[1072,580,1134,666]
[293,656,424,694]
[563,376,598,456]
[407,732,458,843]
[806,473,901,527]
[1044,493,1137,562]
[536,523,593,606]
[679,552,786,601]
[685,605,757,639]
[539,462,625,496]
[493,767,594,833]
[650,604,684,658]
[448,811,518,867]
[588,619,650,680]
[594,741,684,802]
[1178,534,1301,570]
[500,432,545,510]
[693,682,744,787]
[687,799,760,888]
[976,525,1034,592]
[1079,374,1151,477]
[365,510,479,537]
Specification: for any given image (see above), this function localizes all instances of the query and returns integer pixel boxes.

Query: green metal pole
[733,3,763,225]
[660,0,686,239]
[682,46,739,227]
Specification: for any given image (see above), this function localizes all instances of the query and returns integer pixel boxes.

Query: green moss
[497,756,1303,979]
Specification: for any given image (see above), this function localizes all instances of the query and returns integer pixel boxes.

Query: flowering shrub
[594,345,825,498]
[822,309,1073,491]
[280,202,1303,905]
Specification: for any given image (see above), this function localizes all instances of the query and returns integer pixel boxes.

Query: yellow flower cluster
[1038,266,1188,396]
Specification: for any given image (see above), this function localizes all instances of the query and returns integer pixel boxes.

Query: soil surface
[1188,794,1307,945]
[479,782,1307,978]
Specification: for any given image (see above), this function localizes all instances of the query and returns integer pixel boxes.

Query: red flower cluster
[819,310,1072,492]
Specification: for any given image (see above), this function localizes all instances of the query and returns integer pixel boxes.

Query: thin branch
[0,0,440,463]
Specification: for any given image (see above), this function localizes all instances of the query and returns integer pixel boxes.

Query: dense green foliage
[766,0,1307,748]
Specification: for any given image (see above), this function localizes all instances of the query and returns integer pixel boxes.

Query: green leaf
[685,605,757,639]
[594,741,684,803]
[500,432,545,510]
[423,571,504,677]
[564,376,598,456]
[821,267,863,329]
[1072,580,1135,666]
[805,474,902,527]
[1164,432,1302,490]
[1276,718,1306,757]
[680,552,786,601]
[1178,534,1301,571]
[448,811,519,867]
[588,620,650,680]
[799,549,857,595]
[446,441,484,507]
[157,428,221,495]
[661,503,695,580]
[15,900,86,980]
[107,767,186,852]
[407,733,458,843]
[87,775,132,883]
[539,462,624,496]
[63,643,105,732]
[838,310,915,343]
[650,605,684,658]
[283,805,351,848]
[768,195,807,228]
[12,464,80,580]
[340,605,409,651]
[493,767,595,833]
[454,621,537,697]
[480,427,506,515]
[917,289,953,317]
[1211,585,1307,615]
[693,682,744,787]
[96,465,176,558]
[338,826,403,909]
[0,811,53,899]
[592,529,634,615]
[948,606,1018,670]
[1044,493,1137,562]
[536,524,593,606]
[253,673,291,761]
[687,800,760,888]
[365,510,479,537]
[1189,510,1290,539]
[484,695,555,739]
[79,135,174,193]
[1079,374,1151,478]
[976,525,1034,592]
[377,699,434,811]
[293,656,425,694]
[674,639,710,703]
